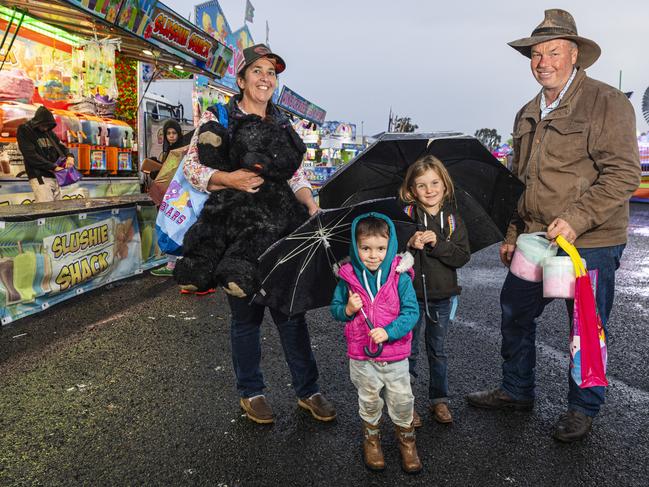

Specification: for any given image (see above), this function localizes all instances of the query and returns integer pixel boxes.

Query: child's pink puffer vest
[338,255,414,362]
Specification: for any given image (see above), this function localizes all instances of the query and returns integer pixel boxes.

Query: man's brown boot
[361,421,385,471]
[395,423,422,474]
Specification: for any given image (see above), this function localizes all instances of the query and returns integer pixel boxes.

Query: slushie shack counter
[0,195,164,325]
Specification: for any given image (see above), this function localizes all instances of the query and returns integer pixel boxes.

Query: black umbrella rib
[258,237,322,287]
[288,236,324,315]
[258,222,352,289]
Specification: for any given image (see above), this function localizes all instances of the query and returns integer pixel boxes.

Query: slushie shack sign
[150,7,211,62]
[43,219,115,293]
[146,4,232,78]
[276,86,326,125]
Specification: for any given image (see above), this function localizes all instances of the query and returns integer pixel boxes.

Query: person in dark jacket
[17,106,74,202]
[400,155,471,425]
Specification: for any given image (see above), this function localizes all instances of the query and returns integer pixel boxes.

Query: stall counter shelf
[0,177,142,205]
[0,194,153,221]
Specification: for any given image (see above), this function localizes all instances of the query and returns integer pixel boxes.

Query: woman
[150,120,198,280]
[182,44,335,424]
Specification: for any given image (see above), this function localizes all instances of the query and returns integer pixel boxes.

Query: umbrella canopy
[318,133,525,253]
[252,198,416,316]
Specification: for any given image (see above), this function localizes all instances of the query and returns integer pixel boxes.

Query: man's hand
[208,169,264,192]
[345,291,363,317]
[369,327,388,345]
[499,242,516,267]
[54,166,64,172]
[546,218,577,244]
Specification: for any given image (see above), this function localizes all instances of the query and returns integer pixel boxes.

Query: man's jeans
[500,244,625,417]
[409,298,452,404]
[227,295,319,399]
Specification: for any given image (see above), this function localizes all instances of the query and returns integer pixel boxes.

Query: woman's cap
[236,44,286,75]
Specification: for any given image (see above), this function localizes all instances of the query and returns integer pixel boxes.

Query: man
[17,106,74,202]
[466,9,641,442]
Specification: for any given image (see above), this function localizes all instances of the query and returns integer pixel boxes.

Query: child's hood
[349,211,399,288]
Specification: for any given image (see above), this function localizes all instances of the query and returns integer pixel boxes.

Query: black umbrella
[252,197,416,317]
[318,133,525,253]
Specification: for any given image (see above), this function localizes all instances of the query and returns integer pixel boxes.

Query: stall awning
[1,0,232,79]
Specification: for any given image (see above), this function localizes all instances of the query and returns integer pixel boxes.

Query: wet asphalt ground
[1,203,648,486]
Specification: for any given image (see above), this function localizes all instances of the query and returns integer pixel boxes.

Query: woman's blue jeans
[409,298,452,404]
[227,295,320,399]
[500,244,624,417]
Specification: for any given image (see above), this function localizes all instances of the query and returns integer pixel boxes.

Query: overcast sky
[165,0,649,140]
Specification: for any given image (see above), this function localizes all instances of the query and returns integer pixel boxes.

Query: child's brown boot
[395,423,422,474]
[361,420,385,471]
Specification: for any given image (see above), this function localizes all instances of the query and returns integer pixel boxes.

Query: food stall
[0,0,232,202]
[0,0,232,324]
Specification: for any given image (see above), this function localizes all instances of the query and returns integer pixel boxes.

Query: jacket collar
[520,68,587,123]
[224,93,289,126]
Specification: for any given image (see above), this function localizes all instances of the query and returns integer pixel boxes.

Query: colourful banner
[0,205,163,324]
[116,0,157,36]
[63,0,126,23]
[60,1,232,79]
[195,1,254,92]
[277,86,326,125]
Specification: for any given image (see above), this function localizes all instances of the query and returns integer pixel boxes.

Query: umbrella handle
[361,311,383,358]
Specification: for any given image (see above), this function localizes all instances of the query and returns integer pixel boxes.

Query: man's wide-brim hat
[508,9,601,69]
[237,44,286,75]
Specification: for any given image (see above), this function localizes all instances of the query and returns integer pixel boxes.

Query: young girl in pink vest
[330,213,421,474]
[400,155,471,425]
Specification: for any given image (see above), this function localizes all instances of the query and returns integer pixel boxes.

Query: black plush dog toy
[173,112,309,297]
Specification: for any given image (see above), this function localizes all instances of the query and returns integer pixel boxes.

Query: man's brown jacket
[506,68,641,248]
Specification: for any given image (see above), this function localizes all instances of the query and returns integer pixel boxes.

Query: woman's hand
[65,156,75,168]
[208,169,264,192]
[369,328,388,345]
[345,291,363,317]
[294,187,319,216]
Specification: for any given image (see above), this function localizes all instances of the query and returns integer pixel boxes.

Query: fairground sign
[276,86,326,125]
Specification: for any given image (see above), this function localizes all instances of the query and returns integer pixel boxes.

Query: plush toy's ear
[197,121,231,170]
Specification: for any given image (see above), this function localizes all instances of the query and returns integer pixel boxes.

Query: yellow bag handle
[555,235,586,278]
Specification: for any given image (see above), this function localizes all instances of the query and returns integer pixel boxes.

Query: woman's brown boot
[395,423,422,474]
[362,420,385,471]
